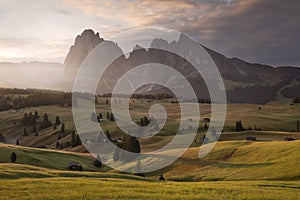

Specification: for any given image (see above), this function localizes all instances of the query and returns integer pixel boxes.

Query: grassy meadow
[0,98,299,199]
[0,177,299,200]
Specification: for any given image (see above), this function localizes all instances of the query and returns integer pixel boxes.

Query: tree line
[0,88,73,111]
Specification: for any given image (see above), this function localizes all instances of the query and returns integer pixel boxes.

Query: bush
[10,152,17,163]
[94,154,102,168]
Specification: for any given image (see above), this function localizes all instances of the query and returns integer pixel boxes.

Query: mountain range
[64,29,300,104]
[0,61,64,90]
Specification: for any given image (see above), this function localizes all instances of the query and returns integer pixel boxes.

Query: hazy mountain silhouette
[64,29,300,104]
[0,62,65,90]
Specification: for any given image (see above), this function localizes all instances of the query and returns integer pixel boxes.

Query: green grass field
[1,177,299,200]
[0,100,299,199]
[0,141,299,199]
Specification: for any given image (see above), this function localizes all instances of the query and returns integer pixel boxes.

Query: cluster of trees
[113,134,141,162]
[292,97,300,103]
[235,120,262,132]
[91,112,104,122]
[0,97,12,111]
[56,128,81,149]
[22,112,53,136]
[20,110,84,150]
[39,113,52,130]
[235,120,245,131]
[0,88,73,111]
[140,116,150,127]
[106,112,115,121]
[131,93,173,100]
[139,116,159,131]
[182,98,211,103]
[22,113,65,139]
[100,93,174,100]
[22,111,39,125]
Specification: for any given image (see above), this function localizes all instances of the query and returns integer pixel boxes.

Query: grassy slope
[0,140,299,199]
[0,102,299,199]
[0,143,95,171]
[159,140,300,181]
[1,102,299,146]
[1,140,299,181]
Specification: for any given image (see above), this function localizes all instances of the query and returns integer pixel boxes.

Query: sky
[0,0,299,66]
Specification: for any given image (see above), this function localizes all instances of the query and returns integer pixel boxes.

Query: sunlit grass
[0,178,299,200]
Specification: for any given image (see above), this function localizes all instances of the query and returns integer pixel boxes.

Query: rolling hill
[1,138,299,181]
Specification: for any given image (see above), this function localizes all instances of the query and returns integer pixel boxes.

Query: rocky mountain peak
[63,29,300,103]
[64,29,104,76]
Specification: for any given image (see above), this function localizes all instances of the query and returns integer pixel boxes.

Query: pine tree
[43,113,49,123]
[24,128,27,136]
[23,113,29,125]
[55,116,61,125]
[159,174,165,180]
[110,113,115,121]
[204,123,208,129]
[106,130,111,141]
[143,116,149,126]
[34,111,39,119]
[56,141,60,149]
[34,130,39,136]
[235,120,245,132]
[61,123,65,133]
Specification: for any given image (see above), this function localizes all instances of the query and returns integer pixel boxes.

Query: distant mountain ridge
[64,29,300,104]
[0,62,65,90]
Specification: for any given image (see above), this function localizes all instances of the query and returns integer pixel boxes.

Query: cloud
[0,36,72,63]
[100,0,299,66]
[0,0,299,66]
[185,0,300,66]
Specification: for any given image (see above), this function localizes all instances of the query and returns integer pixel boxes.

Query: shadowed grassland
[0,143,95,171]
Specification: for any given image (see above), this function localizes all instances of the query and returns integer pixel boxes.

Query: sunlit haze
[0,0,299,66]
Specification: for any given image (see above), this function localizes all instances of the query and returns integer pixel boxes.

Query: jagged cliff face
[64,29,104,79]
[64,30,300,104]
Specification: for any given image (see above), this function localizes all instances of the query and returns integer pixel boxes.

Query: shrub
[94,154,102,168]
[10,152,17,163]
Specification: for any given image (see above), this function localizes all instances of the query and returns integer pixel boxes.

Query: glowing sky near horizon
[0,0,299,66]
